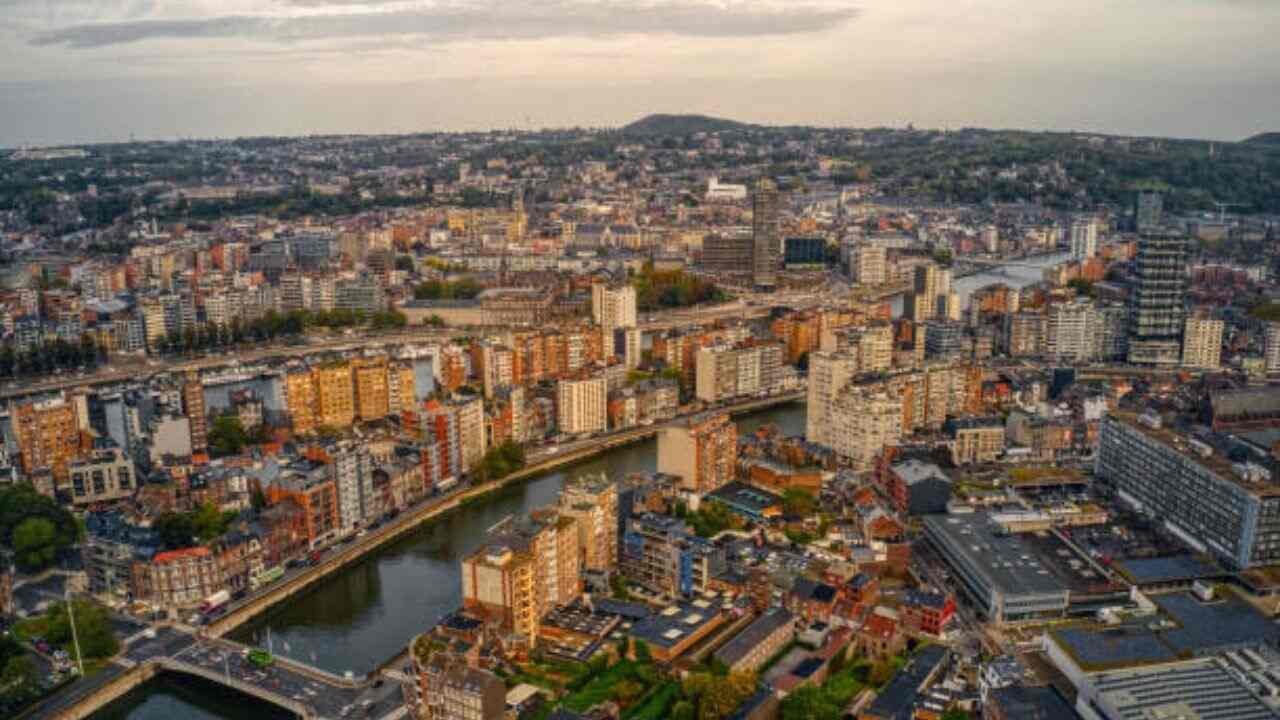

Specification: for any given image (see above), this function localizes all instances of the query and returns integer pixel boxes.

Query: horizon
[3,1,1279,148]
[2,113,1269,152]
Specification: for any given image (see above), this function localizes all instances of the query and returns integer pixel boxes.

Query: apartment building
[66,447,136,506]
[353,357,391,421]
[558,475,619,572]
[1096,413,1280,569]
[314,362,356,428]
[182,371,208,454]
[11,397,82,481]
[1181,315,1224,370]
[621,513,723,598]
[694,341,783,403]
[408,640,505,720]
[451,396,487,472]
[849,243,888,286]
[285,369,319,435]
[657,412,738,493]
[556,376,607,435]
[828,385,903,471]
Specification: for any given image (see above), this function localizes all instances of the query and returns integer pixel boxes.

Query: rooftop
[714,608,794,668]
[628,600,723,651]
[1090,657,1279,720]
[923,513,1071,598]
[1109,412,1280,497]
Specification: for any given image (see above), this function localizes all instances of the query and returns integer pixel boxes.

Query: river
[888,251,1071,317]
[94,403,807,719]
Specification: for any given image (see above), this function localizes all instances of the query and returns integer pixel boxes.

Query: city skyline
[3,0,1280,146]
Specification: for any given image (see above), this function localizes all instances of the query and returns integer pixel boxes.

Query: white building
[557,376,607,435]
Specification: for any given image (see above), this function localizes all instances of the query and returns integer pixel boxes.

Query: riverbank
[208,392,804,642]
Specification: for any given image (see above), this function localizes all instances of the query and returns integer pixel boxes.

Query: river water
[888,251,1071,317]
[94,403,807,719]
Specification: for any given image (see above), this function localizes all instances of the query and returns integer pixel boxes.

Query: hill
[620,114,753,137]
[1244,132,1280,146]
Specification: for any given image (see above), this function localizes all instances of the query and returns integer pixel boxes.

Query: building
[1181,315,1224,370]
[1075,658,1276,720]
[1046,301,1099,363]
[1134,190,1163,233]
[702,233,753,274]
[11,397,81,482]
[827,384,903,471]
[353,357,392,421]
[657,413,738,493]
[1069,218,1098,261]
[285,368,319,435]
[1095,413,1280,569]
[849,243,887,286]
[182,372,207,454]
[148,547,223,609]
[592,283,637,354]
[983,686,1078,720]
[556,376,607,435]
[751,178,781,288]
[266,463,340,548]
[713,608,795,673]
[879,459,952,516]
[1127,232,1188,365]
[900,591,956,636]
[944,416,1006,465]
[461,512,580,640]
[408,639,506,720]
[628,599,726,663]
[923,513,1070,622]
[451,396,487,472]
[784,236,827,268]
[558,475,619,572]
[66,447,136,506]
[314,362,356,428]
[621,513,723,598]
[695,342,784,402]
[1265,323,1280,375]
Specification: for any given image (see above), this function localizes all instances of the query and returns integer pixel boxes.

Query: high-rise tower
[751,178,780,289]
[1127,232,1188,365]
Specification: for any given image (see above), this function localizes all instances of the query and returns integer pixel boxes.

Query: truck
[199,590,231,616]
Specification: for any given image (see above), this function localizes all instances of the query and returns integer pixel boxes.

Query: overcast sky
[3,0,1279,147]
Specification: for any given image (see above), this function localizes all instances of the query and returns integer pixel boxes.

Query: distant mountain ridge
[620,114,754,136]
[1244,132,1280,146]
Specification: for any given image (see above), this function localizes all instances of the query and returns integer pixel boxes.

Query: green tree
[0,484,79,571]
[12,518,58,569]
[45,599,119,660]
[780,685,841,720]
[208,415,249,457]
[782,489,818,517]
[0,655,38,706]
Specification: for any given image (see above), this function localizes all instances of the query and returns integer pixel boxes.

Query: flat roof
[924,513,1071,598]
[1114,555,1223,585]
[1109,412,1280,497]
[1091,658,1279,720]
[629,600,722,651]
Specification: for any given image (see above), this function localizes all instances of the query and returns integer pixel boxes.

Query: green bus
[247,648,274,668]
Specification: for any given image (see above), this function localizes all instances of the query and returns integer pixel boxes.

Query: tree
[613,679,644,704]
[45,599,119,660]
[869,660,897,687]
[780,685,841,720]
[0,485,79,571]
[782,489,818,517]
[12,518,58,569]
[0,655,37,707]
[208,415,249,457]
[940,710,970,720]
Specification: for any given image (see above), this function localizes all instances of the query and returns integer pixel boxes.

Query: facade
[702,233,753,273]
[1181,316,1224,370]
[556,376,607,435]
[285,369,319,434]
[945,416,1006,465]
[11,397,81,482]
[880,459,952,516]
[66,447,136,506]
[751,178,781,288]
[657,413,738,493]
[621,513,723,598]
[1127,232,1188,365]
[451,396,487,472]
[849,243,888,286]
[182,372,208,454]
[558,475,619,572]
[314,363,356,428]
[1046,301,1100,363]
[828,385,903,471]
[694,342,783,402]
[1266,323,1280,375]
[1069,218,1098,260]
[149,547,222,609]
[266,464,341,548]
[353,357,392,421]
[591,283,637,356]
[1095,413,1280,569]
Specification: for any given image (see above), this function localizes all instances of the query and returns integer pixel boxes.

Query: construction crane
[1214,201,1244,224]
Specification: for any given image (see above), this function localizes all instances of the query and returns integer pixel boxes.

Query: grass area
[622,681,679,720]
[13,617,50,642]
[562,660,642,712]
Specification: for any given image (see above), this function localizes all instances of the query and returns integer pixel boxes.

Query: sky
[3,0,1279,147]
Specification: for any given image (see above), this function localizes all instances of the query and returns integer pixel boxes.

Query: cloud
[31,1,860,49]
